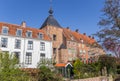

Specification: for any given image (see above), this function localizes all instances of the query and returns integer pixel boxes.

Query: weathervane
[50,0,52,8]
[49,0,53,15]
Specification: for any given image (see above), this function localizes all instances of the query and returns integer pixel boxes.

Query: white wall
[0,35,52,68]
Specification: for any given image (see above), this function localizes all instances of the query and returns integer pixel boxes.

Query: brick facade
[42,26,63,63]
[42,25,105,64]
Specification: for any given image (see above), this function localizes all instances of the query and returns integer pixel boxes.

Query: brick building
[40,8,105,64]
[0,8,105,68]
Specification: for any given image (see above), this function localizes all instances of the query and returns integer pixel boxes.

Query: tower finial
[49,0,53,15]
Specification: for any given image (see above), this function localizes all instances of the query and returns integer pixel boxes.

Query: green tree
[95,0,120,58]
[73,59,83,79]
[0,52,30,81]
[98,55,117,76]
[37,65,63,81]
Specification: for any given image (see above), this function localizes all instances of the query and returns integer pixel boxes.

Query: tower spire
[49,0,53,15]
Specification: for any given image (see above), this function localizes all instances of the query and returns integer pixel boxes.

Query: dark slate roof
[40,9,62,29]
[40,15,62,29]
[58,43,67,50]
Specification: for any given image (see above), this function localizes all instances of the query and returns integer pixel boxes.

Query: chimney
[88,36,91,38]
[75,29,79,33]
[92,36,94,39]
[66,27,69,29]
[21,21,26,27]
[83,33,86,35]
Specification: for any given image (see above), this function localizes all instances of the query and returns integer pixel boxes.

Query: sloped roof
[63,28,77,42]
[40,8,62,29]
[63,28,96,45]
[55,63,72,67]
[59,43,67,49]
[71,31,83,43]
[40,15,62,29]
[0,22,51,41]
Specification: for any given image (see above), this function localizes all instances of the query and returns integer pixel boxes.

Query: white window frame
[27,40,33,50]
[26,30,32,38]
[1,37,8,48]
[16,29,22,37]
[2,26,9,35]
[38,33,43,39]
[14,39,21,49]
[25,52,32,65]
[40,42,45,51]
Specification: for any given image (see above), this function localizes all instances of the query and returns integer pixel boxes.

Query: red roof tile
[55,63,66,67]
[63,28,96,45]
[63,28,77,42]
[0,22,51,41]
[55,63,73,67]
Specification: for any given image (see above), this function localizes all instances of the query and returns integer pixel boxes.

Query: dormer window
[26,31,32,38]
[16,29,22,37]
[2,26,8,35]
[81,39,84,43]
[38,33,43,39]
[71,37,74,40]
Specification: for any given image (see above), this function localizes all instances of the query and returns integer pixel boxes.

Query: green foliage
[37,65,63,81]
[0,52,30,81]
[98,55,117,76]
[73,59,83,78]
[73,59,101,79]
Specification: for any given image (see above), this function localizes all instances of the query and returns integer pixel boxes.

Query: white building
[0,22,52,68]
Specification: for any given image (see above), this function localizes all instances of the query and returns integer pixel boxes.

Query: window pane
[53,34,56,41]
[27,41,33,50]
[2,27,8,35]
[16,29,22,36]
[38,33,43,39]
[26,31,32,37]
[14,52,20,63]
[25,52,32,65]
[40,53,45,57]
[1,38,8,48]
[40,42,45,51]
[15,39,21,49]
[53,48,56,54]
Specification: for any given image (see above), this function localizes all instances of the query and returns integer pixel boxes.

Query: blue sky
[0,0,104,38]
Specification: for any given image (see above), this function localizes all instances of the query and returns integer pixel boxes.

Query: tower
[40,4,64,63]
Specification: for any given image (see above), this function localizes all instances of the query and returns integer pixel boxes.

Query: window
[38,33,43,39]
[14,52,20,63]
[53,34,56,41]
[25,52,32,65]
[40,53,45,58]
[68,48,71,54]
[40,53,45,63]
[2,26,8,35]
[83,58,86,64]
[15,39,21,49]
[1,38,8,48]
[27,41,33,50]
[26,31,32,38]
[83,50,86,54]
[80,50,82,54]
[53,48,56,54]
[81,39,84,43]
[73,42,75,45]
[16,29,22,36]
[40,42,45,51]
